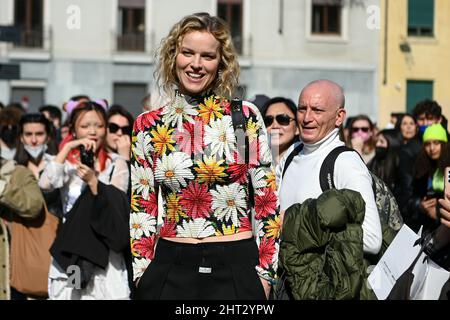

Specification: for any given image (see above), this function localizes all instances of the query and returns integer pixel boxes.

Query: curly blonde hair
[155,12,240,99]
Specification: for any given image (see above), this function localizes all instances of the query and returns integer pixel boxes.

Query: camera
[79,145,94,168]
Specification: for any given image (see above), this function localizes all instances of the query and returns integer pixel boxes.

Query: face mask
[0,127,18,148]
[375,147,388,159]
[0,145,16,160]
[418,125,429,135]
[24,144,47,159]
[352,131,371,143]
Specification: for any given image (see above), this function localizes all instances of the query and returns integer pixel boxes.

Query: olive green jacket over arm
[279,188,375,300]
[0,160,45,299]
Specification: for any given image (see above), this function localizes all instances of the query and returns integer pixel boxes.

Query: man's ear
[335,108,346,128]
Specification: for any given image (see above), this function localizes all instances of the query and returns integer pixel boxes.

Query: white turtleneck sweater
[276,128,382,255]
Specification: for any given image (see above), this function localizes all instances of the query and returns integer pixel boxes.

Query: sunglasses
[108,123,132,136]
[264,114,295,127]
[351,127,370,133]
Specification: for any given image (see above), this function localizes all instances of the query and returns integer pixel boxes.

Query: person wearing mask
[413,99,443,138]
[131,12,280,300]
[0,154,45,299]
[261,97,299,167]
[8,113,60,299]
[368,129,403,191]
[0,106,24,160]
[39,101,131,300]
[347,115,377,165]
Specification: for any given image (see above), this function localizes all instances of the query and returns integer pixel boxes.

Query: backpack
[282,144,403,260]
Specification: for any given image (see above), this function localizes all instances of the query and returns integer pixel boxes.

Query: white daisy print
[130,212,157,239]
[133,131,153,161]
[211,183,246,226]
[255,219,266,239]
[132,258,150,280]
[250,167,268,193]
[154,152,194,192]
[258,130,273,165]
[131,163,154,199]
[161,95,198,130]
[204,116,236,162]
[176,218,216,238]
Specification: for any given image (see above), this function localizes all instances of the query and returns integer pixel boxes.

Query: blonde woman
[130,12,280,300]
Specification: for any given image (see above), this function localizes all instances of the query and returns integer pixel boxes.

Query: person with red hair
[39,101,130,299]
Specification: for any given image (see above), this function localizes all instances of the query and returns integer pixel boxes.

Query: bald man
[277,79,382,255]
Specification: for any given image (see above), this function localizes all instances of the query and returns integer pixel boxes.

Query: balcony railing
[14,28,44,48]
[117,32,145,52]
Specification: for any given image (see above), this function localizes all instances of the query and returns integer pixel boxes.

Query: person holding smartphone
[407,124,450,234]
[39,101,130,299]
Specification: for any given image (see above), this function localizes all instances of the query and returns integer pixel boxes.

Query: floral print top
[130,93,281,282]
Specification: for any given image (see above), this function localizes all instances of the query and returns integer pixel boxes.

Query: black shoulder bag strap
[319,145,355,191]
[281,143,304,179]
[230,98,253,208]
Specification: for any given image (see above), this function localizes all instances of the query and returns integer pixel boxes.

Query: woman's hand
[77,162,98,195]
[116,135,131,161]
[420,197,438,220]
[55,137,97,164]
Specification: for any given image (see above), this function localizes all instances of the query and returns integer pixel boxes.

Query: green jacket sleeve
[0,165,44,219]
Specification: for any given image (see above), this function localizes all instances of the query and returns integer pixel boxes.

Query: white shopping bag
[368,224,450,300]
[410,254,450,300]
[368,224,421,300]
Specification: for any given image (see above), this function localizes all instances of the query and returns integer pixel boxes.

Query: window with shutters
[406,80,433,113]
[13,0,43,48]
[408,0,434,37]
[311,0,342,35]
[117,0,146,51]
[217,0,243,54]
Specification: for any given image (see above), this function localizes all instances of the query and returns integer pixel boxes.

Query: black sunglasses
[351,127,370,133]
[108,123,132,136]
[264,114,295,127]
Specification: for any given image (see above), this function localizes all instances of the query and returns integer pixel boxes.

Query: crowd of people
[0,12,449,301]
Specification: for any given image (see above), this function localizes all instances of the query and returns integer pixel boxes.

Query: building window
[113,83,148,116]
[14,0,44,48]
[217,0,243,54]
[117,0,146,52]
[11,87,44,112]
[311,0,342,35]
[406,80,433,113]
[408,0,434,37]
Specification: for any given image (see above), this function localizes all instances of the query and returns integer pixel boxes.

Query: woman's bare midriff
[162,230,253,244]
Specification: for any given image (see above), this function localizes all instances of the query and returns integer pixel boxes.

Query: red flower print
[255,188,277,219]
[134,110,161,131]
[221,99,231,115]
[139,192,158,217]
[159,220,177,238]
[175,121,204,156]
[180,182,212,219]
[227,162,248,184]
[259,237,276,270]
[239,216,252,232]
[134,236,156,260]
